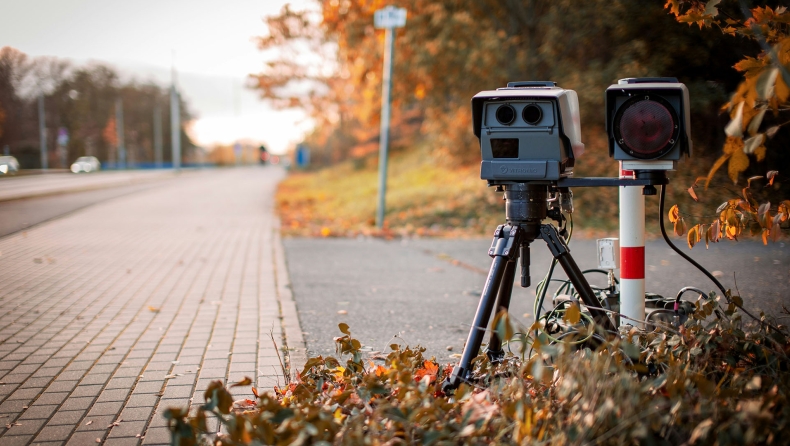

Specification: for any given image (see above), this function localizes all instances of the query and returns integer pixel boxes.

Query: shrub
[167,304,789,445]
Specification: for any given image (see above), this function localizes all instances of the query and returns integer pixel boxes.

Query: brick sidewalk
[0,167,306,445]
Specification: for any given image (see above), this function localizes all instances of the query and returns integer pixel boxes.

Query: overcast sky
[0,0,312,153]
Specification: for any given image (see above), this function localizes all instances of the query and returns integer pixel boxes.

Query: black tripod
[443,182,617,391]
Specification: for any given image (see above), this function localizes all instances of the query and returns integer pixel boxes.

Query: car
[70,156,101,173]
[0,156,19,175]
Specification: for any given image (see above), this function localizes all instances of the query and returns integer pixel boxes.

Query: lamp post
[374,6,406,229]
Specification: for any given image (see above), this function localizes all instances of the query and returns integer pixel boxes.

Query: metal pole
[153,104,163,168]
[38,94,47,169]
[619,164,645,327]
[116,98,126,169]
[170,86,181,171]
[375,26,395,228]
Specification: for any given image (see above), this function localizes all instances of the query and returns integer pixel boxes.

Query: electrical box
[597,238,620,270]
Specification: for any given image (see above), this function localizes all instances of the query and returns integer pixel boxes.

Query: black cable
[675,286,723,320]
[659,185,780,331]
[534,259,557,323]
[659,185,729,300]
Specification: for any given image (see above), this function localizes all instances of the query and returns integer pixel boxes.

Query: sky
[0,0,313,154]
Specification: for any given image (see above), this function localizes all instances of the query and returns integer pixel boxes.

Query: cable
[659,185,781,332]
[674,286,721,320]
[534,213,573,323]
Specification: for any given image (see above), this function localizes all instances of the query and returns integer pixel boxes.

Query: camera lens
[495,104,516,125]
[614,96,678,159]
[522,104,542,125]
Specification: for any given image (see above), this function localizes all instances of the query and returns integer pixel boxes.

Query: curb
[273,218,308,380]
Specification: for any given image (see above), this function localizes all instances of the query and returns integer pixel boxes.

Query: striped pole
[619,164,645,327]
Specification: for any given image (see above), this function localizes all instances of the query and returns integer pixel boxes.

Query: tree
[665,1,790,247]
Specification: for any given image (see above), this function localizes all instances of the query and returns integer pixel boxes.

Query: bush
[167,303,789,445]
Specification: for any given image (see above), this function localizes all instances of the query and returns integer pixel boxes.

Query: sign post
[374,6,406,229]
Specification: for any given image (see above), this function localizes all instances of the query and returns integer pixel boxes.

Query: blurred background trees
[257,0,790,231]
[0,46,198,169]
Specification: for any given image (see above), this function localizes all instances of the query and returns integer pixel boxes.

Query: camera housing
[473,81,584,183]
[606,78,691,170]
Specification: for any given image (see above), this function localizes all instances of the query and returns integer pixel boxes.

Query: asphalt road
[284,236,790,361]
[0,182,165,237]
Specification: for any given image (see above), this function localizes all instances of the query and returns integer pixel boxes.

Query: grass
[277,145,506,238]
[276,142,637,239]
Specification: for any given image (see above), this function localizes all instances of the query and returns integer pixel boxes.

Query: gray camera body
[473,81,584,184]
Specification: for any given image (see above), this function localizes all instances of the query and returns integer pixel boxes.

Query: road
[285,236,789,361]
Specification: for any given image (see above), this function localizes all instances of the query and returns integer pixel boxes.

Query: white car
[70,156,101,173]
[0,156,19,175]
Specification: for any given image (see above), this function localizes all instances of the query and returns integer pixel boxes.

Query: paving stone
[34,392,70,405]
[34,424,76,442]
[95,388,130,403]
[75,414,115,431]
[45,380,79,393]
[140,426,170,445]
[107,420,146,438]
[160,385,192,399]
[104,437,141,446]
[0,434,36,446]
[59,397,94,412]
[7,387,42,400]
[86,401,124,417]
[47,410,86,426]
[131,381,163,394]
[71,385,104,398]
[119,406,154,422]
[65,430,105,446]
[0,399,30,414]
[123,394,158,408]
[104,377,137,390]
[2,417,46,435]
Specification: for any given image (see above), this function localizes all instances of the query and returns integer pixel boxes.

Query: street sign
[374,6,406,28]
[373,6,406,228]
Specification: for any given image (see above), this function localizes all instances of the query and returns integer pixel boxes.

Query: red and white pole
[619,163,645,327]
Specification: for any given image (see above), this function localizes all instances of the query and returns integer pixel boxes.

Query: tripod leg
[444,225,520,391]
[539,225,616,333]
[486,259,516,363]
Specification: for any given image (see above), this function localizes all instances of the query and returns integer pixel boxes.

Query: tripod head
[498,182,572,241]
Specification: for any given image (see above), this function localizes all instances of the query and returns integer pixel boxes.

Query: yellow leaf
[688,187,698,202]
[668,204,680,223]
[674,217,687,237]
[722,136,744,154]
[767,170,779,186]
[728,148,749,184]
[776,74,790,102]
[687,225,698,249]
[665,0,680,15]
[754,145,767,162]
[726,225,739,240]
[762,229,769,245]
[705,153,731,188]
[564,302,581,325]
[230,377,253,387]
